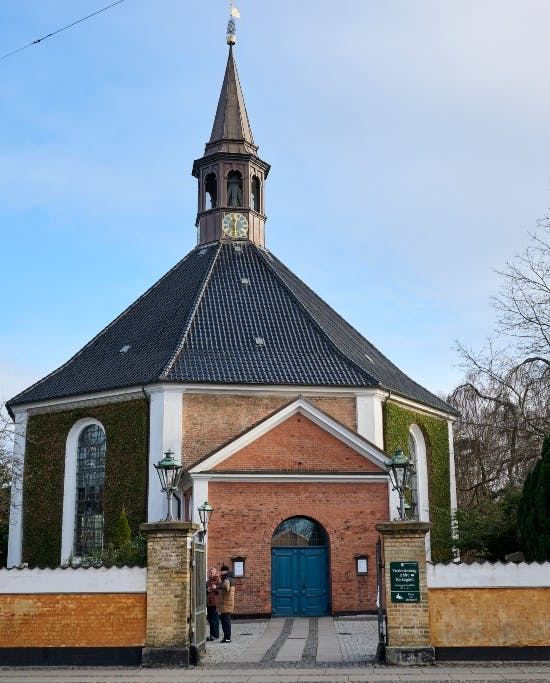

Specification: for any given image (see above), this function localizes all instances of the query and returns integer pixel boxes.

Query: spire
[192,19,270,248]
[205,45,257,156]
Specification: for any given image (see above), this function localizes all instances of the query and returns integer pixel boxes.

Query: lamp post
[197,501,214,541]
[388,448,413,521]
[154,449,184,521]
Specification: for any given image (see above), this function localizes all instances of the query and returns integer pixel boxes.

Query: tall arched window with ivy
[74,424,106,556]
[408,430,419,520]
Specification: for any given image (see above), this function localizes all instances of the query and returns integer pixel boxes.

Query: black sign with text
[389,561,420,603]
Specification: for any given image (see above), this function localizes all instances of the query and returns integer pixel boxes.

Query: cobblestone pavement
[200,615,379,667]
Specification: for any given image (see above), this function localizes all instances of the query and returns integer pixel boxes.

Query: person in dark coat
[217,564,235,643]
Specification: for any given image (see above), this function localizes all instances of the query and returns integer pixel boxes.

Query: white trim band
[0,566,146,594]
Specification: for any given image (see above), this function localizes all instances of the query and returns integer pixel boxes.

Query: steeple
[206,46,257,156]
[192,41,270,247]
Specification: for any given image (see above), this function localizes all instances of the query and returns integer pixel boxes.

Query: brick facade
[206,480,388,614]
[182,393,356,467]
[212,413,383,472]
[187,397,389,616]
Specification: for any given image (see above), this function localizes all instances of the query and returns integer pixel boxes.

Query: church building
[7,27,457,616]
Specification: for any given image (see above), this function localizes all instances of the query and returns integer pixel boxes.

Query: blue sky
[1,0,549,406]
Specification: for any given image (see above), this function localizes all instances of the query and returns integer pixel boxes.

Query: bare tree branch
[449,220,550,510]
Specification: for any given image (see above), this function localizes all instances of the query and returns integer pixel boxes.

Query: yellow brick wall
[0,594,146,647]
[429,587,550,647]
[141,522,197,649]
[376,522,432,649]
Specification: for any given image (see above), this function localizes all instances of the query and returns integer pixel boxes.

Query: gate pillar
[375,521,434,666]
[140,521,200,667]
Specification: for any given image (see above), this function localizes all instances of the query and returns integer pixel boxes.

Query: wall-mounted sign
[389,561,420,603]
[231,556,246,577]
[356,556,368,575]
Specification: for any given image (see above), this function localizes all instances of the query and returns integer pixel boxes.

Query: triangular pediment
[188,397,390,474]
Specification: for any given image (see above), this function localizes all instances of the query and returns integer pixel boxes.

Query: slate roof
[8,241,456,415]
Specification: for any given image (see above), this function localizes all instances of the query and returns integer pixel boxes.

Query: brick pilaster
[376,521,434,665]
[140,521,200,667]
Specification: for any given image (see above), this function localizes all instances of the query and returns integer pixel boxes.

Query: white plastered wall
[356,390,385,449]
[6,408,28,568]
[191,478,209,527]
[146,385,184,522]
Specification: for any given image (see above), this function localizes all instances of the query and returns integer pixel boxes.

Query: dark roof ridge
[160,242,223,380]
[7,249,198,412]
[259,245,457,415]
[253,245,379,388]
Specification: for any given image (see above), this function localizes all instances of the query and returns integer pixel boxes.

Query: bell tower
[192,22,270,247]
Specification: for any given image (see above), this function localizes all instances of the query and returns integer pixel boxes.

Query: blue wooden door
[271,546,329,616]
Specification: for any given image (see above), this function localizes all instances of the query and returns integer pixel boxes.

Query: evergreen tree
[518,435,550,561]
[111,506,132,551]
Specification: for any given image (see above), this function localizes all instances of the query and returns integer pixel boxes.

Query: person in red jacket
[206,567,220,641]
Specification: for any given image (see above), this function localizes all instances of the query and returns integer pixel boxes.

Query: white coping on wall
[0,566,146,594]
[427,561,550,588]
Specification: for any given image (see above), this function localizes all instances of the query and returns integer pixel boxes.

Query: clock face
[222,212,249,238]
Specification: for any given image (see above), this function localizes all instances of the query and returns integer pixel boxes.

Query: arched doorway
[271,517,329,616]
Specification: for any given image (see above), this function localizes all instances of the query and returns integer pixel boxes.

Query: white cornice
[16,386,145,415]
[14,384,380,413]
[189,396,390,473]
[12,381,456,421]
[386,393,457,421]
[191,472,388,483]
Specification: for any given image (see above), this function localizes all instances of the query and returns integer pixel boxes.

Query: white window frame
[61,418,106,563]
[409,424,431,560]
[409,424,429,523]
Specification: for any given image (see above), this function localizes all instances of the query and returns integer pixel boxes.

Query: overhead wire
[1,0,127,61]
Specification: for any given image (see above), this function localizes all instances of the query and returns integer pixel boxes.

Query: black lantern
[154,449,184,521]
[197,501,214,540]
[388,448,413,521]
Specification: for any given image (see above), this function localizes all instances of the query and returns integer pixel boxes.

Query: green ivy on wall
[384,401,453,562]
[23,398,149,567]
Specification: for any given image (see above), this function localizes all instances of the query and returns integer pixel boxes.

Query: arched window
[227,170,243,207]
[74,424,106,556]
[408,424,430,523]
[251,175,261,212]
[408,431,419,520]
[205,172,217,209]
[271,517,327,547]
